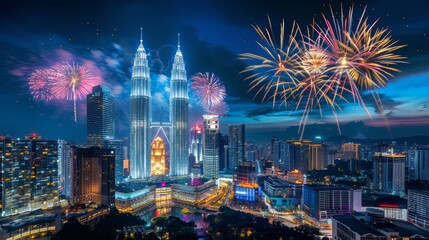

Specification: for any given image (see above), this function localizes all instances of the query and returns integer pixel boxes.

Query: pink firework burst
[191,72,227,114]
[28,69,56,101]
[51,62,95,122]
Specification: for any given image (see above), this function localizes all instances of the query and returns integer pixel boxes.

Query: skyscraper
[87,85,116,146]
[104,139,125,183]
[229,124,245,170]
[130,31,151,179]
[58,140,73,198]
[372,153,405,195]
[72,146,115,206]
[190,124,202,164]
[340,142,361,160]
[203,115,220,179]
[170,34,189,176]
[0,135,59,217]
[408,146,429,181]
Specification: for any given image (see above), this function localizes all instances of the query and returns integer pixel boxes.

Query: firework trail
[240,6,405,139]
[191,72,228,116]
[28,69,56,101]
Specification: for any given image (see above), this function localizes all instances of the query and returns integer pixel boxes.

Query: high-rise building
[219,134,228,171]
[58,140,73,198]
[0,136,59,217]
[408,189,429,231]
[87,85,116,146]
[310,143,327,170]
[130,32,151,179]
[202,115,220,179]
[302,184,362,220]
[273,140,290,173]
[151,136,167,176]
[104,139,125,183]
[340,143,361,160]
[72,146,115,206]
[169,34,189,176]
[189,124,202,163]
[229,124,245,169]
[408,146,429,181]
[372,153,405,195]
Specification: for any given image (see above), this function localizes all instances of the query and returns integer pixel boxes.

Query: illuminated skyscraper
[229,124,245,170]
[0,135,59,217]
[72,146,115,206]
[130,30,151,179]
[87,85,115,146]
[372,153,405,195]
[203,115,220,179]
[151,136,167,175]
[170,34,189,176]
[190,124,202,164]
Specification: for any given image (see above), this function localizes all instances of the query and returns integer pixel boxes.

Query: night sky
[1,0,429,144]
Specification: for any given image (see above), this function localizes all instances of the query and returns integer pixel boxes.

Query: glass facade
[228,124,245,170]
[203,115,220,179]
[170,38,189,176]
[130,39,152,179]
[87,85,116,146]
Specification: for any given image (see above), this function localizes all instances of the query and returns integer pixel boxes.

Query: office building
[262,177,302,211]
[72,146,115,206]
[408,189,429,231]
[170,34,189,176]
[189,124,203,163]
[87,85,116,146]
[302,184,361,220]
[310,143,327,170]
[0,136,59,217]
[340,142,361,160]
[408,146,429,181]
[202,115,220,179]
[372,153,405,195]
[130,33,152,179]
[58,140,73,198]
[228,124,245,169]
[104,139,125,183]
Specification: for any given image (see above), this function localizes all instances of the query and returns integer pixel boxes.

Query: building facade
[189,124,203,164]
[202,115,220,179]
[302,185,361,220]
[87,85,116,146]
[228,124,245,170]
[408,189,429,231]
[170,35,189,176]
[72,146,115,206]
[408,146,429,181]
[130,35,152,179]
[372,153,405,195]
[0,136,59,217]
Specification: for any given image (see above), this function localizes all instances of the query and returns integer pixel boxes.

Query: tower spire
[177,33,180,50]
[140,27,143,43]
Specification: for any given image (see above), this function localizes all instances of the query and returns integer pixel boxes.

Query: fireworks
[29,69,56,101]
[240,5,405,139]
[191,72,228,115]
[28,62,95,123]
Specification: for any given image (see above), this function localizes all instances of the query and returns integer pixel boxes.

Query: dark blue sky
[1,0,429,143]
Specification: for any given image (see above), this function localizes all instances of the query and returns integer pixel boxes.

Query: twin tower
[130,32,188,179]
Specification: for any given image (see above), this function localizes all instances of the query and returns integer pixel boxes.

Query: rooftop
[334,212,429,238]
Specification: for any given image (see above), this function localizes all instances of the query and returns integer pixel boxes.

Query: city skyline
[1,0,429,144]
